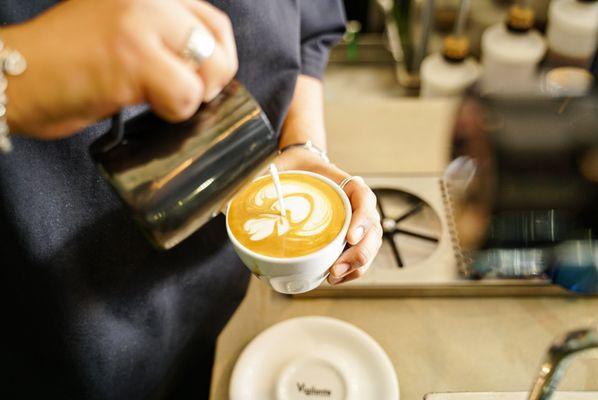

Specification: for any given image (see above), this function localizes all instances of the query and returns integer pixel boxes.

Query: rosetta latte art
[228,173,346,258]
[244,182,333,241]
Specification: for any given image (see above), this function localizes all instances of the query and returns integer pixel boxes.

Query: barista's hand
[276,149,383,285]
[1,0,237,139]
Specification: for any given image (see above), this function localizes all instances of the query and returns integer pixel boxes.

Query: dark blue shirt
[0,2,345,399]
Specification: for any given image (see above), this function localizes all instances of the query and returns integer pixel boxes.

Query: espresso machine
[445,86,598,294]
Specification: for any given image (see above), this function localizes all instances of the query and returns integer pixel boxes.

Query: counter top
[210,94,598,399]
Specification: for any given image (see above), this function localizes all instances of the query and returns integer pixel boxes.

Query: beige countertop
[210,94,598,399]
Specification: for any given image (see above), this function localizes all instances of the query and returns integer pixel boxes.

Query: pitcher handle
[97,112,125,153]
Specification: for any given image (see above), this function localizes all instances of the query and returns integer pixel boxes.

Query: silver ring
[183,23,216,65]
[339,175,363,190]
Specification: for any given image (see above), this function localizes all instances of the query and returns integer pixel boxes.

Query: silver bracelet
[279,140,330,163]
[0,36,27,153]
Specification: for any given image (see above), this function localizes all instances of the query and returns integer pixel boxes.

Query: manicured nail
[352,226,365,243]
[331,263,351,278]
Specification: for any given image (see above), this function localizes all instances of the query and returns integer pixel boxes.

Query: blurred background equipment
[446,87,598,293]
[546,0,598,69]
[333,0,597,96]
[420,0,481,97]
[389,0,436,88]
[480,2,547,94]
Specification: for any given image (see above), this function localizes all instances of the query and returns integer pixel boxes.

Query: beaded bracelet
[0,36,27,153]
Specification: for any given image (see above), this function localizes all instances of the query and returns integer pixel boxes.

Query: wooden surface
[210,97,598,400]
[424,392,598,400]
[325,98,457,175]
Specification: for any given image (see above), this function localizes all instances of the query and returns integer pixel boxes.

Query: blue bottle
[547,241,598,294]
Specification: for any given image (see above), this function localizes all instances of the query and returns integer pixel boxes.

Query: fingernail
[331,263,350,278]
[329,276,342,285]
[206,86,223,102]
[352,226,365,242]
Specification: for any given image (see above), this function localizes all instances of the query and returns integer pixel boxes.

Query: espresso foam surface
[228,173,346,258]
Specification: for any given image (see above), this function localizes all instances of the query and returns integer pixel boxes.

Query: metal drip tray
[299,174,570,298]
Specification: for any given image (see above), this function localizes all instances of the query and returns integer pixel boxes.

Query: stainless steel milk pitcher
[90,81,277,249]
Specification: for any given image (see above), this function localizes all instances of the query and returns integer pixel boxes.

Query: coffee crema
[228,173,346,258]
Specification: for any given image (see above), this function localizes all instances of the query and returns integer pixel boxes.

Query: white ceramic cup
[226,170,352,294]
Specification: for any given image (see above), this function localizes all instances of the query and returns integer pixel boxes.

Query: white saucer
[229,316,399,400]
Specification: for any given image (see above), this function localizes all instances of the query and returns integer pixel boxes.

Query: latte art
[228,173,346,258]
[245,182,333,240]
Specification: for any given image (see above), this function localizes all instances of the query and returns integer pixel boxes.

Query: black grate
[373,188,442,268]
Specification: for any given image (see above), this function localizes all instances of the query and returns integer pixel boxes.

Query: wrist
[279,140,329,163]
[276,146,349,185]
[276,146,321,171]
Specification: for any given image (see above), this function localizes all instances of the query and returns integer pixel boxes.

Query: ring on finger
[339,175,364,190]
[183,22,216,66]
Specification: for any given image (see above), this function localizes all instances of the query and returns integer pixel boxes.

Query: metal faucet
[528,328,598,400]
